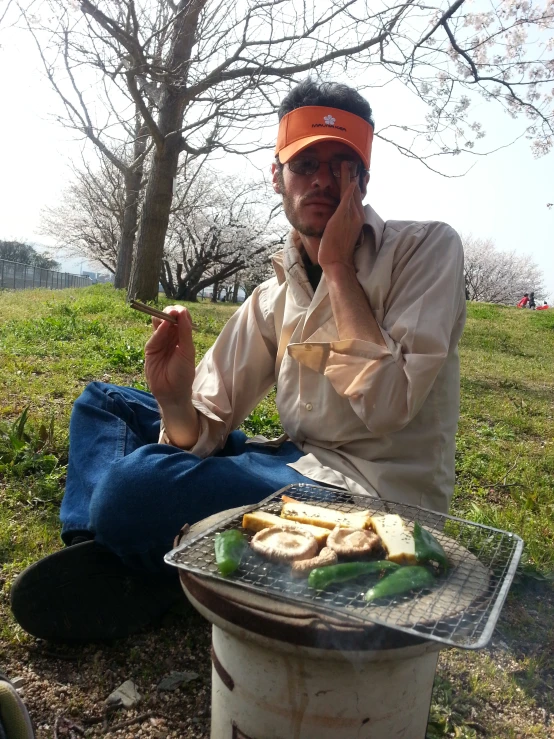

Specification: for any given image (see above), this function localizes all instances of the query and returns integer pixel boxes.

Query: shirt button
[305,403,313,411]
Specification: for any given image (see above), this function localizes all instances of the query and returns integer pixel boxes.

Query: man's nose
[310,162,337,189]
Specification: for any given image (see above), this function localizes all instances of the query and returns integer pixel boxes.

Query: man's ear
[271,161,282,194]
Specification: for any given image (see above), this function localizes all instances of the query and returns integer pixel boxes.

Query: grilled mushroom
[291,547,338,577]
[326,526,380,557]
[250,525,319,563]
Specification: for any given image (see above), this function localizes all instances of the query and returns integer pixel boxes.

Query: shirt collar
[361,202,385,253]
[271,202,385,287]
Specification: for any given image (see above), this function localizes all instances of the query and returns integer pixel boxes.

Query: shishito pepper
[308,560,400,590]
[214,530,247,576]
[413,521,449,572]
[364,565,435,603]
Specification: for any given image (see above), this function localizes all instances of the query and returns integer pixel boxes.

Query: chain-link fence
[0,260,93,291]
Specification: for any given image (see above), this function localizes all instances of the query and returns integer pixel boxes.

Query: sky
[0,16,553,298]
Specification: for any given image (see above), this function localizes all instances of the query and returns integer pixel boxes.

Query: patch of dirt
[0,604,212,738]
[1,580,553,737]
[437,580,554,738]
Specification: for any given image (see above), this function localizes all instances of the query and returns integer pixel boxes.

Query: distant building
[82,271,114,284]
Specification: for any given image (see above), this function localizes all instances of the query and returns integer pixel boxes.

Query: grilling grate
[165,483,523,649]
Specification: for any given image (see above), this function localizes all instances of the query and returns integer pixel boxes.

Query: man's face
[272,140,368,237]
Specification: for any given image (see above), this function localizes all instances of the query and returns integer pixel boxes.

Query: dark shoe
[0,673,35,738]
[63,530,95,547]
[68,534,94,546]
[10,541,183,642]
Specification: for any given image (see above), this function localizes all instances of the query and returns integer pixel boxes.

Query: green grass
[1,284,553,736]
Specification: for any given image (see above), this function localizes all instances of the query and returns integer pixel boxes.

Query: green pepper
[214,530,247,576]
[413,521,449,572]
[364,565,435,603]
[308,560,400,590]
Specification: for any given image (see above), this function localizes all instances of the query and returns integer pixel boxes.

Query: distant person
[528,291,536,310]
[536,300,549,311]
[517,293,529,308]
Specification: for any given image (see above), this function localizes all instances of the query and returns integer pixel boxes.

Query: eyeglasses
[287,156,364,180]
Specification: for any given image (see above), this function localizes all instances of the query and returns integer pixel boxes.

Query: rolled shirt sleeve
[287,222,465,436]
[159,282,278,456]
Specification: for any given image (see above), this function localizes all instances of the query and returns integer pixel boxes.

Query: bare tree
[20,3,173,287]
[463,234,546,305]
[20,0,554,300]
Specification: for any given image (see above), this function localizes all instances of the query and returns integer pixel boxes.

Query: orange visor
[275,106,373,169]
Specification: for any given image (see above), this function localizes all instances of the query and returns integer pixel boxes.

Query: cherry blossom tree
[463,234,546,304]
[40,156,281,299]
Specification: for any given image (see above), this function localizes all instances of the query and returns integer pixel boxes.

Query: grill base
[208,624,440,739]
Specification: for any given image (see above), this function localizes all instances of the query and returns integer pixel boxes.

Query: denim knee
[80,380,111,401]
[88,445,182,558]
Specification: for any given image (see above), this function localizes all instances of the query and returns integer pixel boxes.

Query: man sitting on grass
[11,78,466,642]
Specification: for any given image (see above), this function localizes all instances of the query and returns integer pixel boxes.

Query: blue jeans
[60,382,310,572]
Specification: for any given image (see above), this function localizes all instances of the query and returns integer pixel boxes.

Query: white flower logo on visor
[323,114,336,125]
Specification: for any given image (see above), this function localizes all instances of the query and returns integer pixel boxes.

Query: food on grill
[326,526,381,557]
[214,530,247,576]
[308,560,401,590]
[250,525,319,563]
[242,511,330,545]
[291,547,338,577]
[363,565,435,602]
[281,497,371,531]
[370,514,417,564]
[413,521,450,572]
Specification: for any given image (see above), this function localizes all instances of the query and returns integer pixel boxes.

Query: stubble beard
[283,196,326,238]
[278,171,329,238]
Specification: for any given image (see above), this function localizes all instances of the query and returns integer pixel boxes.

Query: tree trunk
[232,274,240,303]
[175,259,207,300]
[177,286,200,302]
[128,141,179,299]
[127,0,206,301]
[114,168,142,288]
[211,280,219,303]
[114,118,149,289]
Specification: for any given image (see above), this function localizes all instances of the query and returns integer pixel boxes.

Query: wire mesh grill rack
[165,483,523,649]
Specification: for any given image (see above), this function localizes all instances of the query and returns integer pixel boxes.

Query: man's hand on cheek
[318,162,365,270]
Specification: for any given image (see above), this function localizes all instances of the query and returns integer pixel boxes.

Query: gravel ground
[1,581,553,738]
[0,603,212,739]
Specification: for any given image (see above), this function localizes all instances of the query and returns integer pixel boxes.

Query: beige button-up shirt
[162,204,466,513]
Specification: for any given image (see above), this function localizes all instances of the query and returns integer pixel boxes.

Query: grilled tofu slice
[369,514,417,564]
[242,511,330,546]
[281,499,371,531]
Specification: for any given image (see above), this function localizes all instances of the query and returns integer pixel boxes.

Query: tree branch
[125,70,164,148]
